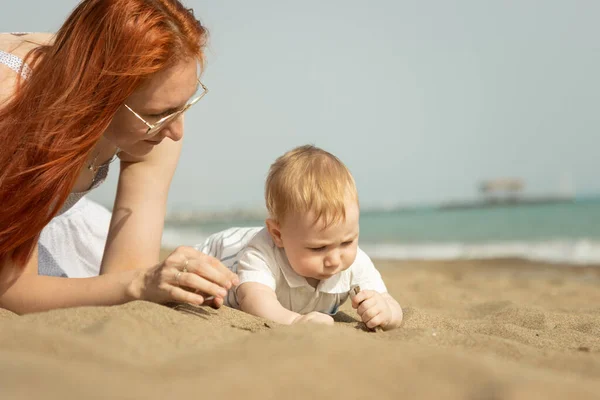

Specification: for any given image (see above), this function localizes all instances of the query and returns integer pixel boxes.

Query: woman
[0,0,238,314]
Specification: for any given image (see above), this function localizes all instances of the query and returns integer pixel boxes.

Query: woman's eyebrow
[145,103,183,115]
[147,89,198,114]
[159,106,180,114]
[145,79,200,114]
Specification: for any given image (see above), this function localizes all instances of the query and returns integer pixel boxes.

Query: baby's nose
[324,251,341,268]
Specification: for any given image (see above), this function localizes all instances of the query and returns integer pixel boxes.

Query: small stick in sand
[349,285,382,332]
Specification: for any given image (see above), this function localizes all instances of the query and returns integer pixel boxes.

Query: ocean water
[162,199,600,265]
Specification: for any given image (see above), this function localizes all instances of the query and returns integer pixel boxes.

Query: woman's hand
[129,246,239,307]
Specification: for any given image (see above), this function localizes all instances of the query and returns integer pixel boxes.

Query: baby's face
[277,196,359,281]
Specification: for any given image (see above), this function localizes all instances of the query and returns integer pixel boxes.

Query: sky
[3,0,599,212]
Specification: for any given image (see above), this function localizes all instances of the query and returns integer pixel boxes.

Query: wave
[162,227,600,266]
[362,240,600,265]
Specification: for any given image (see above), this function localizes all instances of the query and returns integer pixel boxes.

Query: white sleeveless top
[1,44,111,278]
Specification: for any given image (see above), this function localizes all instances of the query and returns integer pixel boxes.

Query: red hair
[0,0,208,267]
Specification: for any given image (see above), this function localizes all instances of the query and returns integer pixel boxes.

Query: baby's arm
[236,282,333,326]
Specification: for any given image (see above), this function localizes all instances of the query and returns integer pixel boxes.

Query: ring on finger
[182,258,189,274]
[175,271,182,286]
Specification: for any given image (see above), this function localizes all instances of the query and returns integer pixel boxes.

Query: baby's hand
[293,311,334,326]
[351,290,392,330]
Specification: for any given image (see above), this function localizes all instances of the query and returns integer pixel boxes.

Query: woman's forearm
[101,141,181,274]
[0,269,140,315]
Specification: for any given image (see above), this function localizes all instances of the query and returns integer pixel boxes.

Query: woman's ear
[265,218,284,248]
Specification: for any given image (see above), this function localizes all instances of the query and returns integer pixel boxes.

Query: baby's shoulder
[244,227,275,254]
[237,228,280,266]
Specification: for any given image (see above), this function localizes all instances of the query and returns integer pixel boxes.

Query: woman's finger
[186,258,234,289]
[178,247,239,285]
[205,296,224,309]
[166,247,232,289]
[204,255,239,284]
[169,284,205,305]
[177,271,228,299]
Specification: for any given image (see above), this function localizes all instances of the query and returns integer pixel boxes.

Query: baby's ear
[265,218,284,248]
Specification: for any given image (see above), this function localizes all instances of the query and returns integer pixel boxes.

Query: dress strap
[0,49,32,79]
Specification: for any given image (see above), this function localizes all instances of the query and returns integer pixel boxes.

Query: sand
[0,258,599,399]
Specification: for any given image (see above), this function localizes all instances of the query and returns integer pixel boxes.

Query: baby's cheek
[293,254,320,275]
[346,245,358,262]
[343,250,358,270]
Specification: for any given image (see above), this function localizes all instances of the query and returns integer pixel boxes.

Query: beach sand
[1,258,599,399]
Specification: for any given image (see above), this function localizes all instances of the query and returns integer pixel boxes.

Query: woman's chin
[120,142,155,157]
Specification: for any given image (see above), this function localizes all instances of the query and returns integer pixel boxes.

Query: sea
[162,199,600,265]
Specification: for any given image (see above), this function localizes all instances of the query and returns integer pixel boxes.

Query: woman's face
[103,58,200,157]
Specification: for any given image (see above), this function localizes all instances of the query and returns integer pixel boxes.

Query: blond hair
[265,145,358,227]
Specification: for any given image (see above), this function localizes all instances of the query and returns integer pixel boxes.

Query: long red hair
[0,0,208,267]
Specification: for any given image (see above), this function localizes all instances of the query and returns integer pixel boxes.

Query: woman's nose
[163,114,185,142]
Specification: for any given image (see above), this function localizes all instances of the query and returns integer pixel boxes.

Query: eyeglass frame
[124,79,208,136]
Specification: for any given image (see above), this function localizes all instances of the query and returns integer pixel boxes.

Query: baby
[196,145,403,330]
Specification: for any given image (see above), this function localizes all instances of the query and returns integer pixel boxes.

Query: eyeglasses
[124,79,208,136]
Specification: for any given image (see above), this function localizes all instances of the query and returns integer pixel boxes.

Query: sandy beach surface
[1,258,599,399]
